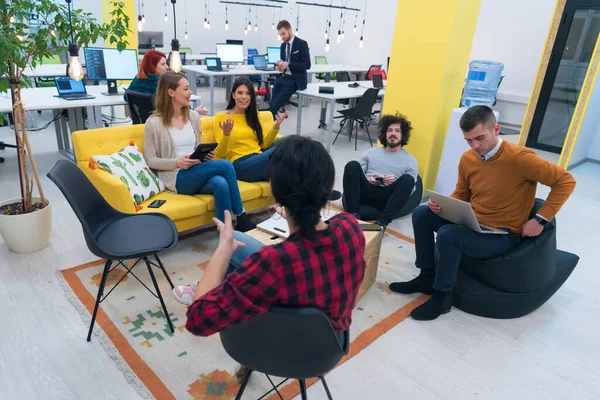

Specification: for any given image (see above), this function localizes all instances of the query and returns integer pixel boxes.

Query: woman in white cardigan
[144,71,255,232]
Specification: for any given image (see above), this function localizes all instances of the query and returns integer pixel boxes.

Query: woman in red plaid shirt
[173,136,367,337]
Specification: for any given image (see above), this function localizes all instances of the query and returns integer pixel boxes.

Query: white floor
[1,85,599,399]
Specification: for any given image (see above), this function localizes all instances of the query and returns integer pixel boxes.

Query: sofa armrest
[80,165,136,213]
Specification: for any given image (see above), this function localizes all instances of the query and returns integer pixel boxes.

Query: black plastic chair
[335,71,351,107]
[333,88,381,150]
[47,160,178,342]
[124,88,155,125]
[220,306,349,400]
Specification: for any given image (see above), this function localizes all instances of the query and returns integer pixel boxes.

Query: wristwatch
[534,215,548,226]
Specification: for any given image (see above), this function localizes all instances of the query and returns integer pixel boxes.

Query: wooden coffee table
[246,223,383,305]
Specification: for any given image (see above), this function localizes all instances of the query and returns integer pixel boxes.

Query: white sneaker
[172,281,198,305]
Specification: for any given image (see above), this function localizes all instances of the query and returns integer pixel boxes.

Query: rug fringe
[55,270,155,400]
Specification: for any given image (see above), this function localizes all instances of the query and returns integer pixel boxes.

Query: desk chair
[221,306,349,400]
[0,140,17,163]
[124,89,155,124]
[47,160,178,342]
[366,65,384,80]
[315,56,336,81]
[333,88,381,150]
[247,49,262,84]
[180,47,192,64]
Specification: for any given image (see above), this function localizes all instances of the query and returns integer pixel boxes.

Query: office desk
[307,64,369,81]
[182,65,280,115]
[295,81,386,152]
[0,86,200,160]
[23,64,68,78]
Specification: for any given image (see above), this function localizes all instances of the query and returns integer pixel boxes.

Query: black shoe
[410,290,452,321]
[389,270,434,295]
[374,219,388,232]
[330,190,342,201]
[235,213,256,233]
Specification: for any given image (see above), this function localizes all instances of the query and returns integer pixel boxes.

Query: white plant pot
[0,197,52,254]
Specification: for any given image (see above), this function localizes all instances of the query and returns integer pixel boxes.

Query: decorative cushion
[92,143,164,206]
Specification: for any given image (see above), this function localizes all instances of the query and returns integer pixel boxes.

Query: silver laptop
[427,190,508,235]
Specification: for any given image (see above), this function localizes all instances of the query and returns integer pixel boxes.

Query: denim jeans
[176,160,244,222]
[232,147,277,182]
[225,231,265,275]
[412,205,522,292]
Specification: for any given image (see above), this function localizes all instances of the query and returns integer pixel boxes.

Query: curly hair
[378,112,413,147]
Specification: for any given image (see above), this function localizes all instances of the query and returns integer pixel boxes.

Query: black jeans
[412,205,523,292]
[343,160,415,224]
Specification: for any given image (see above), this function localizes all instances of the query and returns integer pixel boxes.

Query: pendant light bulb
[325,39,330,53]
[295,29,299,37]
[337,30,341,43]
[255,24,258,32]
[170,39,182,73]
[137,15,143,32]
[272,22,275,30]
[225,21,229,31]
[184,31,188,40]
[204,18,207,28]
[341,31,345,40]
[207,21,210,29]
[142,15,146,24]
[164,14,168,23]
[244,27,248,35]
[359,36,364,49]
[353,25,357,34]
[68,43,85,81]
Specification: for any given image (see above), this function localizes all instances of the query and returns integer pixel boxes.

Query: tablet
[189,143,218,161]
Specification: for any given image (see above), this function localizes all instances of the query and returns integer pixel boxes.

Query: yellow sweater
[451,141,576,234]
[213,112,279,162]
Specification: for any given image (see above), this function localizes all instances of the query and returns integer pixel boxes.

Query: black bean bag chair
[452,198,579,319]
[342,175,423,220]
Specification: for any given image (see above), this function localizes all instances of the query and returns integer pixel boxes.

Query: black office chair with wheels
[47,160,178,342]
[124,89,155,125]
[333,88,381,150]
[0,141,17,163]
[220,306,349,400]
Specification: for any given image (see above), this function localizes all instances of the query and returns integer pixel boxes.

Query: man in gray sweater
[342,112,418,228]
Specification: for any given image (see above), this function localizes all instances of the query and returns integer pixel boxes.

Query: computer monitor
[84,47,139,95]
[226,39,243,45]
[216,43,244,64]
[267,47,280,64]
[138,31,164,50]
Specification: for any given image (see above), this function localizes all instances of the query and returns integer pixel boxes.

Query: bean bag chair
[452,198,579,319]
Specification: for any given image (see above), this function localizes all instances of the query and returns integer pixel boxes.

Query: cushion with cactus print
[92,144,165,206]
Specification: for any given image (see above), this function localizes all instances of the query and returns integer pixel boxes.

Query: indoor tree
[0,0,130,214]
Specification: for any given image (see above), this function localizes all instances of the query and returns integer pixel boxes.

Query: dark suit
[269,36,311,117]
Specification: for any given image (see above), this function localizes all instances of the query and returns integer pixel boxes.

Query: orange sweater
[451,141,576,234]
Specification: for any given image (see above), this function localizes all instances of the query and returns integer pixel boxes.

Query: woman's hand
[203,151,215,162]
[273,111,289,130]
[219,118,235,136]
[176,155,201,169]
[195,105,209,115]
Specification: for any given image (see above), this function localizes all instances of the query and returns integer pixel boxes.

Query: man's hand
[274,203,288,220]
[273,111,289,129]
[521,218,544,237]
[219,118,235,136]
[277,61,289,71]
[203,151,215,162]
[428,199,442,214]
[382,174,396,185]
[213,211,245,256]
[367,174,382,185]
[195,105,209,115]
[176,155,201,169]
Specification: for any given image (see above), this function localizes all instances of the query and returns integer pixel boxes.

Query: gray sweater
[144,111,202,192]
[359,147,419,183]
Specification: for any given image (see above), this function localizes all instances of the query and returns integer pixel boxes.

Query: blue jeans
[269,75,297,117]
[226,231,265,275]
[176,160,244,222]
[232,147,277,182]
[412,205,522,292]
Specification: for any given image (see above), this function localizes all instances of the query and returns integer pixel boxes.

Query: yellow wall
[101,0,138,50]
[383,0,482,192]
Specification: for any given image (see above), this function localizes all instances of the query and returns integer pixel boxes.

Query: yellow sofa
[72,115,276,233]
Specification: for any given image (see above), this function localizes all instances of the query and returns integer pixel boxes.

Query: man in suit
[268,20,311,118]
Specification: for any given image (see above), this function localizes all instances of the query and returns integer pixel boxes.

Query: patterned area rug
[59,223,426,400]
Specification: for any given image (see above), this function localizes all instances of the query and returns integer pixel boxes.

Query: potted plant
[0,0,130,253]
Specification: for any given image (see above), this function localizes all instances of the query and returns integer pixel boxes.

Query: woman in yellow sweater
[214,78,288,182]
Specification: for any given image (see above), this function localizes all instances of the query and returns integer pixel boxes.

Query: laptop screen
[206,58,219,69]
[56,78,86,95]
[253,55,267,68]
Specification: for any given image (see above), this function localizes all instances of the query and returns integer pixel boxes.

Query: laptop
[252,55,275,71]
[205,57,223,71]
[55,78,95,100]
[372,73,384,89]
[427,190,508,235]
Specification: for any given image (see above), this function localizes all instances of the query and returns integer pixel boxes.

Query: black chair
[124,89,155,125]
[333,88,381,150]
[220,306,349,400]
[47,160,178,341]
[335,71,351,107]
[0,141,17,163]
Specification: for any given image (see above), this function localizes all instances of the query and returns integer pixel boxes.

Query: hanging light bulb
[244,27,248,35]
[142,15,146,23]
[170,39,182,72]
[255,24,258,32]
[272,22,275,30]
[184,31,188,40]
[164,13,168,23]
[341,31,345,40]
[325,39,330,52]
[68,43,84,80]
[225,5,229,31]
[137,15,143,32]
[225,20,229,31]
[248,21,251,31]
[295,29,299,37]
[337,30,341,43]
[204,18,207,28]
[359,36,364,49]
[207,20,210,29]
[353,25,357,33]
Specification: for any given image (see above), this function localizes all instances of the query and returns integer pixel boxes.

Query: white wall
[569,69,600,166]
[589,123,600,162]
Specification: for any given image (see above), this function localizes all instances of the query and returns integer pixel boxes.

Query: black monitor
[138,31,164,50]
[84,47,139,95]
[226,39,243,45]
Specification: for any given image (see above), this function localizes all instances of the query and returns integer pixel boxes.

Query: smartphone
[360,223,383,232]
[148,199,166,208]
[375,176,384,182]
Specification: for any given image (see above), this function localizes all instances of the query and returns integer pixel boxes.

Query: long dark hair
[226,78,264,145]
[267,136,335,238]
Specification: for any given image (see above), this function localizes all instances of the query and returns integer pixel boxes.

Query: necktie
[284,42,291,74]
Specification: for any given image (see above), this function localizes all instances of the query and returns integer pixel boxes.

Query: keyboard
[61,94,95,100]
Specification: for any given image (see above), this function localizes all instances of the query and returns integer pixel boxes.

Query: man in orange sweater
[390,105,576,320]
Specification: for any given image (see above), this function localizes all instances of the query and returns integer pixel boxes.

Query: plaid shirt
[186,213,366,336]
